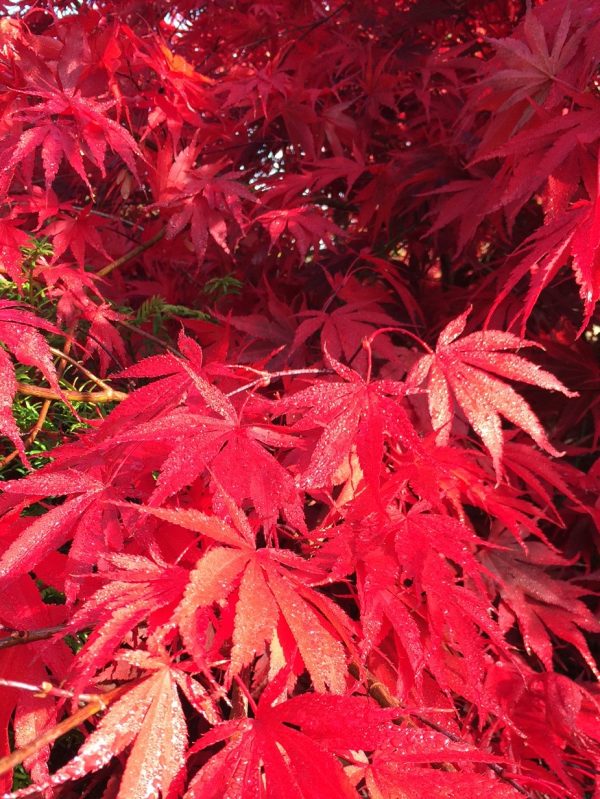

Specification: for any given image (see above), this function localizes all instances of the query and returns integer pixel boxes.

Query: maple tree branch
[0,683,130,778]
[348,662,403,709]
[16,383,128,404]
[0,678,101,705]
[0,625,66,650]
[25,326,78,449]
[225,367,330,397]
[48,346,114,391]
[97,227,166,278]
[70,205,139,228]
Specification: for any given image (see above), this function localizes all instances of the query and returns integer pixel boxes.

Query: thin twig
[0,678,100,706]
[225,367,330,397]
[0,683,130,779]
[0,625,66,650]
[48,347,113,391]
[70,206,139,228]
[97,228,166,278]
[16,383,127,404]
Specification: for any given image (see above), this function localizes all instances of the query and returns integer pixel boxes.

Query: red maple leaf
[406,308,576,476]
[6,653,193,799]
[0,301,65,465]
[130,504,353,692]
[185,675,392,799]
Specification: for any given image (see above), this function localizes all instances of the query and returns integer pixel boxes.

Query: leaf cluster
[0,2,598,798]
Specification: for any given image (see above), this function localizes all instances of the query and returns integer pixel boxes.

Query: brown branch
[0,625,66,650]
[16,383,128,404]
[348,661,402,708]
[0,683,130,778]
[97,227,166,278]
[26,325,77,449]
[0,678,100,705]
[48,347,114,391]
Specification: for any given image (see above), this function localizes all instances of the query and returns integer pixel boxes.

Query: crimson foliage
[0,1,598,797]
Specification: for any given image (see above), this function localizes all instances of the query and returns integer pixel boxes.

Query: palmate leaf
[109,332,305,527]
[275,346,419,493]
[0,26,141,200]
[130,504,352,692]
[0,3,598,797]
[64,552,191,690]
[185,677,392,799]
[0,467,126,601]
[4,657,188,799]
[406,309,576,476]
[176,544,350,693]
[362,728,523,799]
[484,534,600,678]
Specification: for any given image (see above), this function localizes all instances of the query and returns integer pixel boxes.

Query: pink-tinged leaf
[265,566,347,694]
[484,536,600,678]
[407,310,576,474]
[67,555,190,689]
[276,355,418,492]
[124,504,253,547]
[176,547,250,615]
[0,494,97,585]
[229,558,278,678]
[6,666,187,799]
[364,727,521,799]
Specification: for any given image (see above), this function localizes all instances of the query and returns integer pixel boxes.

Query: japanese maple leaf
[185,676,392,799]
[481,5,582,125]
[109,335,305,527]
[124,406,304,528]
[483,534,600,678]
[291,298,398,365]
[0,219,29,284]
[0,30,140,198]
[44,207,111,268]
[501,437,584,525]
[470,94,600,222]
[406,309,576,476]
[305,155,366,195]
[0,467,125,600]
[156,148,255,262]
[65,552,191,690]
[256,205,344,260]
[363,727,522,799]
[276,346,419,492]
[130,505,352,692]
[0,301,65,465]
[2,97,140,199]
[7,654,190,799]
[483,660,600,794]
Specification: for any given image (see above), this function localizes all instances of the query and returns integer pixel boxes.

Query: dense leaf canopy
[0,1,598,797]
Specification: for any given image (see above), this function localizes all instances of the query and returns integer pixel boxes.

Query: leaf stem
[97,228,165,278]
[0,684,130,779]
